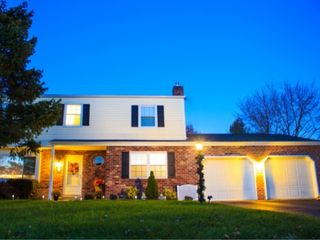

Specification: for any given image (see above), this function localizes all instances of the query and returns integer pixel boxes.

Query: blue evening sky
[9,0,320,133]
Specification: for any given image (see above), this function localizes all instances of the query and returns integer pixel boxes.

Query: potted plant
[93,179,105,199]
[52,190,61,201]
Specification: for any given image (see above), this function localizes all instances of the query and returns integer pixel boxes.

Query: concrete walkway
[219,200,320,217]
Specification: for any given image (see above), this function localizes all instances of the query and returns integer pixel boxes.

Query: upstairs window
[140,106,156,127]
[65,104,82,126]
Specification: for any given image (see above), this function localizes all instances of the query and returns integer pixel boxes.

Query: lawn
[1,200,320,239]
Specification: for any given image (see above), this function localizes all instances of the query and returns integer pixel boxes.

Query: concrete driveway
[219,200,320,217]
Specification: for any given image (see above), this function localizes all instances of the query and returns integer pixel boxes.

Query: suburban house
[0,85,319,201]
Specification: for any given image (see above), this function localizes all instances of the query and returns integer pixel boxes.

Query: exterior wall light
[55,161,63,173]
[255,161,264,174]
[195,143,204,151]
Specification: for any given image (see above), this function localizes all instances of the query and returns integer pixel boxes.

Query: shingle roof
[187,134,318,142]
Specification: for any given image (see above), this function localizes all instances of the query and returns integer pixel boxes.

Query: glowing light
[255,162,264,173]
[55,161,63,173]
[195,143,203,151]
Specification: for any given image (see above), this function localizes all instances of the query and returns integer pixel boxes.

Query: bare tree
[239,81,320,139]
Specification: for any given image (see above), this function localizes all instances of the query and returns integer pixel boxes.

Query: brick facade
[39,145,320,200]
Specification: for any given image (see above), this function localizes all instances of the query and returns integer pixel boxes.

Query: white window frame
[139,105,158,128]
[129,151,168,179]
[63,103,83,127]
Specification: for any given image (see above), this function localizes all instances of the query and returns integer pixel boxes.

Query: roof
[187,134,318,142]
[41,94,185,99]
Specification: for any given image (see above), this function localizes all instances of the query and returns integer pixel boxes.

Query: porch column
[48,144,55,200]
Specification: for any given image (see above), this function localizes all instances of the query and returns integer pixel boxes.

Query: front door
[63,155,83,196]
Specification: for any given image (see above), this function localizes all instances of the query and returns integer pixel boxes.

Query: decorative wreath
[68,162,79,175]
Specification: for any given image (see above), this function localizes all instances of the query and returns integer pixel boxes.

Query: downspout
[48,144,55,200]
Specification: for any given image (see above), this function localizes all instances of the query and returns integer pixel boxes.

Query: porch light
[255,162,264,173]
[55,161,63,173]
[195,143,203,151]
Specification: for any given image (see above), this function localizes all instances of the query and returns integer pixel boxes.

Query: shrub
[0,181,14,199]
[0,179,36,199]
[110,194,118,200]
[118,189,127,199]
[163,187,177,200]
[95,191,103,199]
[126,186,138,199]
[184,196,193,200]
[8,179,34,199]
[145,171,159,200]
[84,194,95,200]
[134,178,144,199]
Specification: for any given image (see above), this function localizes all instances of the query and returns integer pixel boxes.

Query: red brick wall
[39,145,320,200]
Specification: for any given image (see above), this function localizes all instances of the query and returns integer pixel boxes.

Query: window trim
[139,105,158,128]
[129,151,168,179]
[63,103,83,127]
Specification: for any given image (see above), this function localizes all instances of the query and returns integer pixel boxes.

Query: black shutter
[131,105,139,127]
[56,104,64,125]
[121,152,129,179]
[167,152,175,178]
[157,105,165,127]
[82,104,90,126]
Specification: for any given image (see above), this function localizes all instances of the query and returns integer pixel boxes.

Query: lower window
[0,152,36,179]
[130,152,167,179]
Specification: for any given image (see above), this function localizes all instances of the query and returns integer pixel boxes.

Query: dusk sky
[10,0,320,133]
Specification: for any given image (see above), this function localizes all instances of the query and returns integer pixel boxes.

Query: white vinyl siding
[37,96,186,145]
[129,152,167,179]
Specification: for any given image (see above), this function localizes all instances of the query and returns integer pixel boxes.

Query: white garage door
[203,157,257,201]
[265,157,318,199]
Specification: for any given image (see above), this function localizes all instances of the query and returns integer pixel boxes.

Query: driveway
[219,200,320,217]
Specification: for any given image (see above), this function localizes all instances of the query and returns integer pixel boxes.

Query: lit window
[65,104,82,126]
[0,153,36,179]
[130,152,167,179]
[140,106,156,127]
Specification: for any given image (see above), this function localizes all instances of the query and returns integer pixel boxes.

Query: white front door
[63,155,83,196]
[203,157,257,201]
[265,157,318,199]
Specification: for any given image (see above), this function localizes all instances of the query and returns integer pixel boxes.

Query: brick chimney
[172,83,184,96]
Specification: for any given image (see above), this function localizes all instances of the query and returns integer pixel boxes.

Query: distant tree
[186,124,197,136]
[0,1,60,156]
[229,117,248,134]
[239,81,320,139]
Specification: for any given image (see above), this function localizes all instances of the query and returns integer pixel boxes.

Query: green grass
[0,200,319,239]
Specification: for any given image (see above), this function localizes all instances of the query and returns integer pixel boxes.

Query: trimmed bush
[145,171,159,199]
[184,196,193,200]
[0,179,37,199]
[126,186,138,199]
[163,187,177,200]
[84,194,95,200]
[134,178,144,199]
[110,194,118,200]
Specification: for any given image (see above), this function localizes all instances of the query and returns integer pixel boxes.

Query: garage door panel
[265,157,316,199]
[204,158,257,201]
